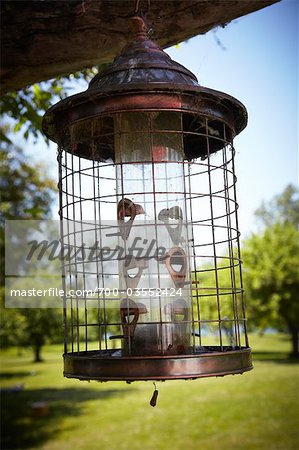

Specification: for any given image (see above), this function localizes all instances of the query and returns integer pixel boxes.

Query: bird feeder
[42,16,252,381]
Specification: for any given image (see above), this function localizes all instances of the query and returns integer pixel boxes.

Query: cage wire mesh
[43,15,252,380]
[57,110,250,380]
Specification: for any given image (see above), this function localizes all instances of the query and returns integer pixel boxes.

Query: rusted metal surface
[158,206,183,245]
[64,347,253,381]
[43,90,245,162]
[123,257,149,289]
[89,15,198,92]
[117,198,145,240]
[42,17,247,161]
[164,247,188,288]
[120,298,148,353]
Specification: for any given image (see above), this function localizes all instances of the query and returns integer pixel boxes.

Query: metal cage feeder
[42,16,252,381]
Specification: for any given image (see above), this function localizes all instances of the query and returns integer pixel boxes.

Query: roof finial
[130,15,148,41]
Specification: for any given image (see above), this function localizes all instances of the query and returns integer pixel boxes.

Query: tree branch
[1,0,278,93]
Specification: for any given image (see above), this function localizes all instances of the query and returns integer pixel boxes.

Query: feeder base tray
[64,347,252,381]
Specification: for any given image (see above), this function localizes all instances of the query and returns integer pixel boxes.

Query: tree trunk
[33,344,43,363]
[290,328,299,358]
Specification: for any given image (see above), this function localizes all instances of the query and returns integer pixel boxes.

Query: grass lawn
[1,333,298,450]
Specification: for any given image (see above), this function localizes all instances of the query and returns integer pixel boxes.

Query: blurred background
[0,0,298,449]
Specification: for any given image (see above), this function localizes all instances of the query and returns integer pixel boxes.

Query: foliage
[190,184,299,355]
[0,141,60,361]
[0,141,56,284]
[0,143,56,221]
[192,252,244,347]
[0,67,101,144]
[0,293,61,362]
[243,185,299,356]
[0,287,27,348]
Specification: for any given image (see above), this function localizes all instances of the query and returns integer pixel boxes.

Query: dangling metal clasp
[117,198,145,240]
[158,206,183,245]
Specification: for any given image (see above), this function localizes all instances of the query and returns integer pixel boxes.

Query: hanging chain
[134,0,151,15]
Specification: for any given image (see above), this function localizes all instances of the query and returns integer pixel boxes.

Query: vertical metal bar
[78,155,88,351]
[71,152,81,352]
[187,162,200,349]
[118,114,130,354]
[58,147,68,355]
[90,121,105,352]
[96,160,107,352]
[222,126,240,348]
[150,114,164,355]
[205,118,223,350]
[92,154,101,351]
[64,151,74,353]
[231,145,249,347]
[179,112,197,351]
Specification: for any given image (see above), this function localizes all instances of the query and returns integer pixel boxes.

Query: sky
[21,0,298,240]
[166,0,298,237]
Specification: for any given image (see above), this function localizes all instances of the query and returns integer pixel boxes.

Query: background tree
[0,141,61,362]
[0,67,101,144]
[192,255,243,347]
[255,184,299,228]
[243,184,299,357]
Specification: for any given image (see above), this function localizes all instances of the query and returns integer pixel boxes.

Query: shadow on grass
[0,371,36,379]
[252,351,299,364]
[1,386,135,449]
